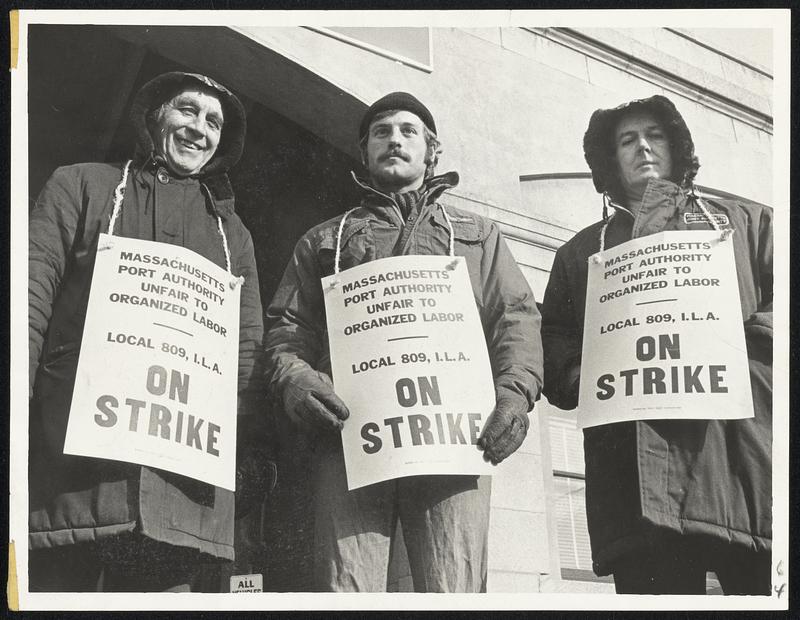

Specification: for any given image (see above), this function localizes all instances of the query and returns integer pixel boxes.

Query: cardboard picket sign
[578,230,754,428]
[63,233,241,490]
[322,255,496,490]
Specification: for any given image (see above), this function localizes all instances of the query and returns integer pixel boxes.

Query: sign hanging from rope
[322,254,496,490]
[63,233,242,490]
[578,230,753,428]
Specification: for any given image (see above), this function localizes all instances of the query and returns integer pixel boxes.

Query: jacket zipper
[395,189,434,256]
[349,172,455,256]
[350,173,404,225]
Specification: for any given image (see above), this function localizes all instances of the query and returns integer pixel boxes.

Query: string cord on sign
[689,187,734,242]
[593,193,617,264]
[331,201,458,286]
[105,160,242,287]
[106,160,133,236]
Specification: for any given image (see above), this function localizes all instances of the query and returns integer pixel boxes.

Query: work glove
[281,369,350,432]
[743,311,773,365]
[477,395,530,465]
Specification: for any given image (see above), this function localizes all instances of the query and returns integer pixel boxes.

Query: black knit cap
[359,91,436,140]
[130,71,247,177]
[583,94,700,202]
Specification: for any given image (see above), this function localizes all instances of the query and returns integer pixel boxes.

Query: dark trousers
[29,534,204,592]
[613,538,772,595]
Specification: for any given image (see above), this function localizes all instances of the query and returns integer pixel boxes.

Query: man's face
[151,87,224,177]
[365,110,429,192]
[614,111,673,200]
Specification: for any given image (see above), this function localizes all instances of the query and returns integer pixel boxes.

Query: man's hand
[282,369,350,432]
[477,397,530,465]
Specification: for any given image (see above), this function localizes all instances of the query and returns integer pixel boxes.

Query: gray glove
[477,397,530,464]
[281,369,349,432]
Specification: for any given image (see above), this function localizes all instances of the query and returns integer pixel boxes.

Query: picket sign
[322,255,496,490]
[579,230,753,428]
[63,234,241,490]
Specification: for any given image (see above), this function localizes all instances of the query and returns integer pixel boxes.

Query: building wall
[232,25,772,277]
[230,25,771,592]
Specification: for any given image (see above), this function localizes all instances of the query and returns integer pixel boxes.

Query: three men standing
[27,72,772,596]
[264,92,543,592]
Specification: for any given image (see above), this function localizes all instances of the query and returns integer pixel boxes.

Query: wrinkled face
[365,110,428,192]
[614,111,673,200]
[151,87,224,177]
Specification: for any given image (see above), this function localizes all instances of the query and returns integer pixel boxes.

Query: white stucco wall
[230,24,773,592]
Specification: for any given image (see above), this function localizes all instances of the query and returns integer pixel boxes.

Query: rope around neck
[693,193,734,241]
[334,208,357,276]
[597,210,616,255]
[438,204,456,258]
[332,203,456,281]
[217,215,233,274]
[107,160,132,236]
[594,191,733,265]
[105,160,237,279]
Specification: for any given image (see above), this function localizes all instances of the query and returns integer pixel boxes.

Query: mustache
[379,149,410,162]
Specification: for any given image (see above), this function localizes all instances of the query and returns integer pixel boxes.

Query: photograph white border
[10,8,790,611]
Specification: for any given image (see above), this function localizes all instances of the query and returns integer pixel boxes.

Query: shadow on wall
[28,23,363,593]
[224,101,362,592]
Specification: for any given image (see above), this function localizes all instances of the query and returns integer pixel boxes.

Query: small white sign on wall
[230,573,263,593]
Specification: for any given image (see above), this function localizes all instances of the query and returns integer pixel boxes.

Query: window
[548,412,612,583]
[548,410,728,591]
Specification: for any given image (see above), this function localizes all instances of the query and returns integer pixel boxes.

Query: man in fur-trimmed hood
[541,94,772,595]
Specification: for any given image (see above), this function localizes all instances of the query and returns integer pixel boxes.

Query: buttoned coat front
[28,159,264,560]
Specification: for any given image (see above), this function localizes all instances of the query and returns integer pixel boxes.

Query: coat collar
[134,157,236,220]
[608,178,726,240]
[350,170,459,210]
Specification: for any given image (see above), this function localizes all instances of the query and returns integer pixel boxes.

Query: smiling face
[150,87,224,177]
[365,110,429,193]
[614,111,673,203]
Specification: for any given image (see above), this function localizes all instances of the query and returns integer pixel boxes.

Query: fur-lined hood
[129,72,247,197]
[583,95,700,203]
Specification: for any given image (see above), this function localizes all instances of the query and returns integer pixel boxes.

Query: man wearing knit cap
[541,95,772,594]
[265,92,543,591]
[28,72,275,591]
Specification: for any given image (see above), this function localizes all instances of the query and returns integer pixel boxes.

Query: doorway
[27,23,363,591]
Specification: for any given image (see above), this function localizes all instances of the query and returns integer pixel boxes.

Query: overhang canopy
[110,25,367,161]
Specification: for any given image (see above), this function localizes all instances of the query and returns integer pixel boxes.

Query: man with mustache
[28,72,275,591]
[265,92,543,591]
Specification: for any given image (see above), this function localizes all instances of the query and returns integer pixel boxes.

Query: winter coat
[28,158,266,560]
[541,178,773,575]
[264,172,543,429]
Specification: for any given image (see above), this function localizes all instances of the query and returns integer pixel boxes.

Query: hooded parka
[28,72,266,560]
[541,178,772,575]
